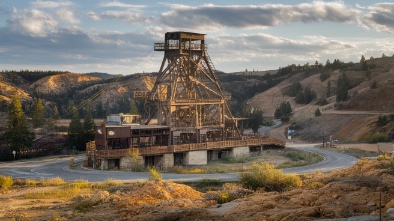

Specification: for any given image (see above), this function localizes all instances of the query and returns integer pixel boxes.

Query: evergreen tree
[274,101,292,120]
[52,105,60,119]
[248,109,264,134]
[83,106,95,143]
[360,55,365,63]
[2,95,35,159]
[68,106,85,151]
[325,59,331,68]
[46,116,56,132]
[31,98,46,128]
[336,73,349,102]
[95,102,104,118]
[129,99,139,114]
[361,59,368,71]
[326,81,331,97]
[315,108,322,117]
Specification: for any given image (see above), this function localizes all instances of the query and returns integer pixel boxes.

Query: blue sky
[0,1,393,75]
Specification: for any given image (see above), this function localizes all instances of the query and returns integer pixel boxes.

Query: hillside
[30,73,102,96]
[0,71,156,121]
[1,57,394,142]
[248,56,394,142]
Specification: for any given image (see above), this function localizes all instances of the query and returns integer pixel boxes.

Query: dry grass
[24,187,88,199]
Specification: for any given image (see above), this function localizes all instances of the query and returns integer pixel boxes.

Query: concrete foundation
[208,150,220,161]
[184,150,207,165]
[100,159,108,170]
[119,156,144,170]
[162,153,174,167]
[231,146,249,158]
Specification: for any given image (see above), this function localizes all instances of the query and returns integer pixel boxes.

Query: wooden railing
[87,138,285,158]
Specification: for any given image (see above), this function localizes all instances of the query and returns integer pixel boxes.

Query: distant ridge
[85,72,122,79]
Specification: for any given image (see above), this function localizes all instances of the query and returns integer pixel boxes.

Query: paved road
[0,143,357,183]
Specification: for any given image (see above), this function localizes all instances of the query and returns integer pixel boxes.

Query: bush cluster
[148,166,162,181]
[0,175,13,190]
[361,133,390,143]
[239,162,302,192]
[205,183,253,204]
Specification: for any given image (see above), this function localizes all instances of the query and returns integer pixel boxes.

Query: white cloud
[160,2,358,31]
[87,11,153,23]
[7,8,58,37]
[87,11,100,21]
[98,1,145,10]
[207,33,359,70]
[361,3,394,34]
[31,0,74,8]
[62,53,88,60]
[56,8,80,24]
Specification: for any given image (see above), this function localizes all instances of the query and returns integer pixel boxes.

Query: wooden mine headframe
[145,31,241,142]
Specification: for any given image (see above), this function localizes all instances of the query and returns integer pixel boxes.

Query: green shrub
[0,175,13,190]
[278,150,324,168]
[361,133,390,143]
[305,181,325,189]
[74,200,101,212]
[239,162,302,192]
[25,179,37,186]
[314,98,329,106]
[204,183,252,204]
[221,156,250,164]
[198,178,221,187]
[314,108,321,117]
[148,166,162,181]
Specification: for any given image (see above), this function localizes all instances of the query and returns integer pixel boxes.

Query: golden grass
[24,187,89,199]
[40,177,66,186]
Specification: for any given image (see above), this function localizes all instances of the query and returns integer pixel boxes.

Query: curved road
[0,143,357,183]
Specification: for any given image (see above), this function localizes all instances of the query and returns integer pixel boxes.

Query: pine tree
[315,108,322,117]
[336,73,349,102]
[360,55,365,63]
[129,100,139,115]
[326,81,331,97]
[274,101,292,120]
[2,95,35,159]
[248,109,264,134]
[68,106,85,150]
[83,106,95,143]
[52,105,60,119]
[31,98,46,128]
[46,116,56,132]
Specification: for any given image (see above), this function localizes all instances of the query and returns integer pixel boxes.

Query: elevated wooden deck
[87,137,285,159]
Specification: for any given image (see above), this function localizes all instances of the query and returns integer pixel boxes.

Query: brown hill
[0,81,31,102]
[248,56,394,142]
[83,74,155,107]
[30,73,102,96]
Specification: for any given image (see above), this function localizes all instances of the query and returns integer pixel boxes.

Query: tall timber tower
[145,31,241,145]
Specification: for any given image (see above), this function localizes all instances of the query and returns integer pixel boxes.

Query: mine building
[86,31,285,170]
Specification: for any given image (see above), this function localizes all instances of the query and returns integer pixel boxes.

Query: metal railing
[87,137,285,158]
[154,43,207,51]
